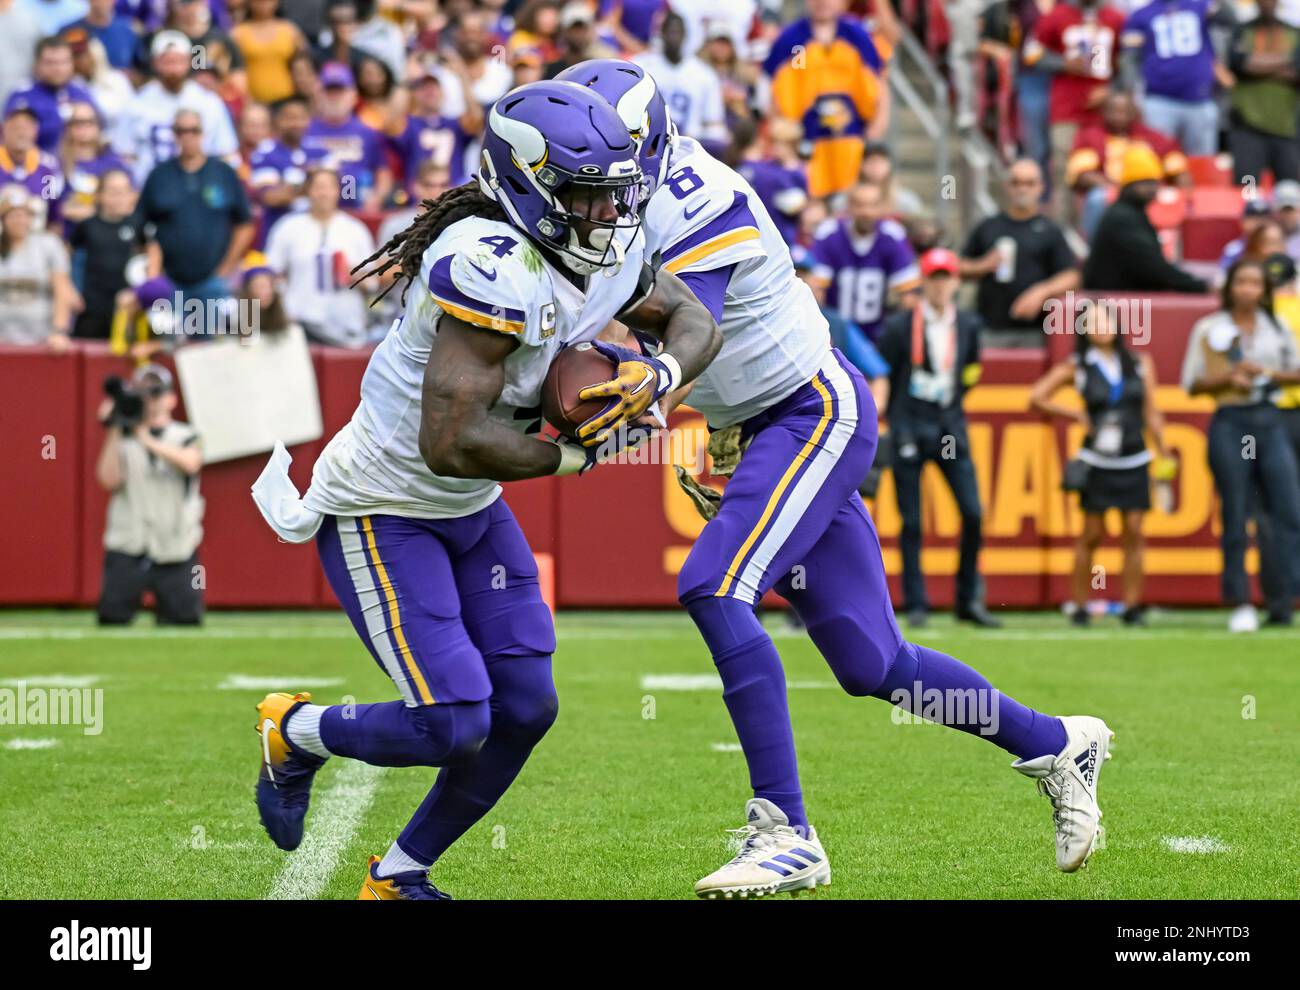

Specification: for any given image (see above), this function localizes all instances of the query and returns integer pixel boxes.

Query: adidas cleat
[255,691,325,851]
[1013,715,1115,872]
[358,856,453,900]
[695,798,831,899]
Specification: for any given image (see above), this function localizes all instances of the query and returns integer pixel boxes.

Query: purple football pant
[315,500,558,864]
[679,351,1065,832]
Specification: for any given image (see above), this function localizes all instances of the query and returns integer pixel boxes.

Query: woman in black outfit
[1031,304,1169,625]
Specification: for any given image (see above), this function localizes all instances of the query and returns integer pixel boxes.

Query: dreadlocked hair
[351,180,510,306]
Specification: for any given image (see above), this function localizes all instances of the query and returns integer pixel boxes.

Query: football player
[249,81,721,899]
[562,60,1115,898]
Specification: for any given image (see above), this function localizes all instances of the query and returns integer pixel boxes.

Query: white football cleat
[694,798,831,899]
[1228,605,1258,633]
[1013,715,1115,873]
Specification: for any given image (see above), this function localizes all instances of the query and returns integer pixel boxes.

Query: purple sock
[874,642,1067,761]
[686,597,808,832]
[399,655,558,864]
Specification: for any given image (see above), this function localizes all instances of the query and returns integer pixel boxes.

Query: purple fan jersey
[3,82,99,153]
[388,114,469,190]
[248,138,331,242]
[0,148,64,224]
[737,158,807,247]
[1122,0,1216,103]
[809,217,920,340]
[303,115,386,206]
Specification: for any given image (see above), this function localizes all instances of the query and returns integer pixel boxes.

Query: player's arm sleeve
[843,324,890,380]
[426,250,531,339]
[676,264,735,324]
[658,192,766,277]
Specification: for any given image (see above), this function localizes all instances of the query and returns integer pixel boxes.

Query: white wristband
[657,352,683,395]
[552,440,589,476]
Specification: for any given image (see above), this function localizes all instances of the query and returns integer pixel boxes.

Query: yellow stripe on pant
[360,516,435,705]
[715,374,837,599]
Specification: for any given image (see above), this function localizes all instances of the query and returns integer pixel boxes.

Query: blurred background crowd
[3,0,1300,628]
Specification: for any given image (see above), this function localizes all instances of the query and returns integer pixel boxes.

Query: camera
[101,375,145,430]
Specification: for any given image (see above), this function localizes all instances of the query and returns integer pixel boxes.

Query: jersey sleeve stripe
[661,192,759,262]
[663,227,762,274]
[428,255,526,333]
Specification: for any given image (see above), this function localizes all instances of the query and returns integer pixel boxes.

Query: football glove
[552,422,656,476]
[576,340,679,447]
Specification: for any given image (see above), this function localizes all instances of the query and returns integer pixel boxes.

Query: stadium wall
[2,293,1248,610]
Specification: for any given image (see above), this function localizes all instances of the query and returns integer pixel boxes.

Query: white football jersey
[303,215,646,519]
[644,136,830,428]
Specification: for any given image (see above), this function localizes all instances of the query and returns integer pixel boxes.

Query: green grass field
[0,608,1296,900]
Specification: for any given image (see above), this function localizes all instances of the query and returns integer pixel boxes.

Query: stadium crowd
[2,0,1300,628]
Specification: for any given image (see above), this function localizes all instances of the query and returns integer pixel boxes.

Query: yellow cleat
[254,692,324,851]
[358,855,454,900]
[255,692,312,782]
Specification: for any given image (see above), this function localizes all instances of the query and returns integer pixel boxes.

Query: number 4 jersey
[644,136,831,428]
[303,216,647,520]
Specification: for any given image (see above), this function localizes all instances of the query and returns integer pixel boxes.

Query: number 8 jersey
[303,216,646,520]
[643,136,831,428]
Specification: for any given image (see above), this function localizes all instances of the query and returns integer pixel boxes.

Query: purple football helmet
[478,81,644,275]
[555,59,678,202]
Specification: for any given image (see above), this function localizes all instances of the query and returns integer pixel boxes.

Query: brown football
[541,342,618,439]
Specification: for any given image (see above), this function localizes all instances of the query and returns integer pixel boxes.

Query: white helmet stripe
[488,102,547,167]
[614,73,657,137]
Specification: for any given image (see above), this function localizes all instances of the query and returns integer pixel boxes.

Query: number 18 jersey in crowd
[643,136,830,428]
[302,216,646,520]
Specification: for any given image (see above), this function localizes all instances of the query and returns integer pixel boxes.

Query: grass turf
[0,608,1296,899]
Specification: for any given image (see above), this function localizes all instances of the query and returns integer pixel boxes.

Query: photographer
[95,364,205,626]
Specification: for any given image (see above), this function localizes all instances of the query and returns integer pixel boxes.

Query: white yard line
[0,675,101,687]
[217,675,346,691]
[4,738,58,750]
[1162,836,1230,854]
[265,760,386,901]
[640,674,836,691]
[710,742,743,753]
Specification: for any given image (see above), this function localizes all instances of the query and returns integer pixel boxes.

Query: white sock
[283,703,331,759]
[377,841,430,878]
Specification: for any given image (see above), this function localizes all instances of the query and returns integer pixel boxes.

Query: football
[541,341,618,438]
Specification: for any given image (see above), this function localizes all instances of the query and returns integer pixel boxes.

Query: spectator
[94,362,205,627]
[385,64,478,193]
[1181,257,1300,630]
[1274,179,1300,256]
[961,158,1080,336]
[544,2,617,78]
[314,0,365,75]
[135,108,254,319]
[4,37,99,154]
[18,0,87,35]
[159,0,247,97]
[63,0,140,71]
[736,116,808,248]
[0,187,76,349]
[1258,250,1300,624]
[113,30,238,185]
[264,165,375,346]
[669,0,756,59]
[352,0,406,80]
[1218,196,1273,269]
[1067,89,1189,238]
[764,0,888,200]
[303,60,391,210]
[231,0,307,104]
[875,247,999,628]
[601,0,663,53]
[632,12,727,147]
[58,99,127,225]
[808,181,920,340]
[699,20,758,130]
[68,30,133,129]
[0,0,42,108]
[290,48,321,99]
[232,251,298,337]
[1227,0,1300,184]
[1082,144,1209,291]
[1009,0,1053,180]
[353,52,395,131]
[1024,0,1126,212]
[509,45,547,87]
[1119,0,1225,157]
[0,102,65,217]
[508,0,562,63]
[1030,302,1168,626]
[69,166,142,338]
[370,157,447,335]
[1242,217,1288,264]
[447,6,512,106]
[947,0,985,130]
[248,94,328,242]
[236,101,272,181]
[859,140,923,220]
